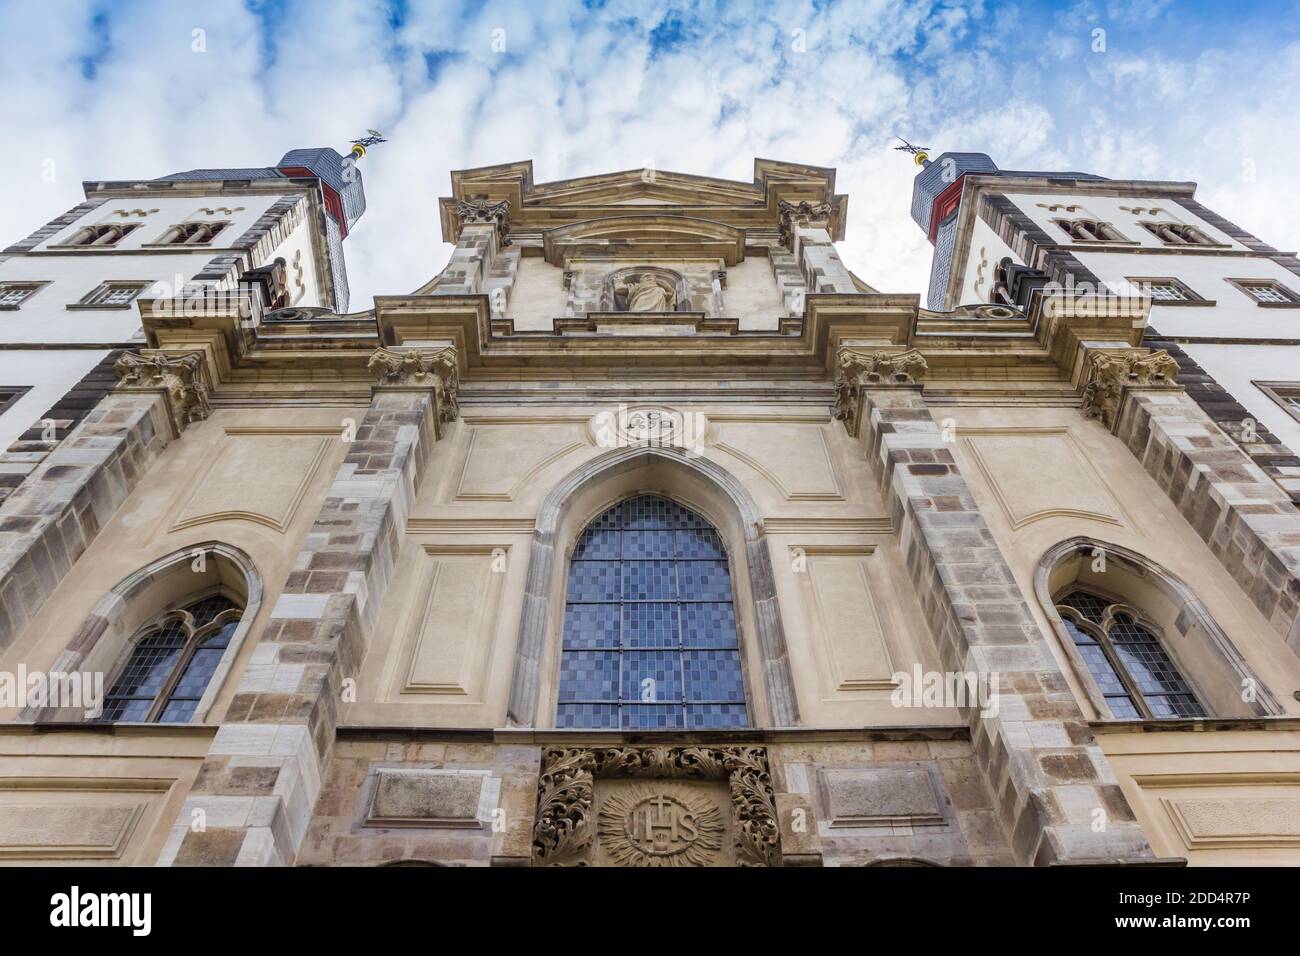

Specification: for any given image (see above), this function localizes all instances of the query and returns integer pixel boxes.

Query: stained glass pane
[100,592,241,724]
[559,495,748,728]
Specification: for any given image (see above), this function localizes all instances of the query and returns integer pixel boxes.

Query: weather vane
[893,136,932,167]
[349,129,388,160]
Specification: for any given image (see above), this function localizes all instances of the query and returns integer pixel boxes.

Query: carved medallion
[532,745,780,867]
[597,784,724,867]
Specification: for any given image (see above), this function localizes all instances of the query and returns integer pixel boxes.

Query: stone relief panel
[959,427,1127,531]
[1126,772,1300,857]
[0,777,170,862]
[532,746,781,867]
[453,420,588,501]
[167,426,333,534]
[794,546,900,694]
[364,769,495,830]
[383,545,509,701]
[713,420,843,501]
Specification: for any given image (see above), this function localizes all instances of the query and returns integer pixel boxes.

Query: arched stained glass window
[99,593,243,723]
[557,495,749,730]
[1055,588,1204,719]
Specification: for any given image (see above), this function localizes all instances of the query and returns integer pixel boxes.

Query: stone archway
[505,444,799,728]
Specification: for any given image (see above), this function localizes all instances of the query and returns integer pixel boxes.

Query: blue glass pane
[620,650,683,703]
[621,705,685,729]
[677,527,725,558]
[681,603,738,648]
[622,603,677,648]
[623,560,676,600]
[564,604,620,648]
[573,528,619,559]
[567,560,620,601]
[558,650,618,702]
[686,704,750,729]
[169,647,225,700]
[677,560,732,600]
[682,650,746,701]
[624,528,675,558]
[557,495,748,729]
[556,703,618,728]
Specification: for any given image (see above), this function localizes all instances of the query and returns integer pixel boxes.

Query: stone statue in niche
[617,273,675,312]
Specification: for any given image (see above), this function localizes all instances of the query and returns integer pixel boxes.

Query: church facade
[0,148,1298,867]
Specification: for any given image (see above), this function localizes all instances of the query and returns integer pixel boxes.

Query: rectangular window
[70,281,151,309]
[0,386,31,417]
[1124,277,1211,306]
[1227,278,1300,307]
[1255,382,1300,424]
[0,282,47,309]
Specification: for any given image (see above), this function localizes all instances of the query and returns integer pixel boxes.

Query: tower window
[59,223,140,247]
[150,222,230,246]
[71,281,150,309]
[1226,278,1300,306]
[1055,588,1205,719]
[98,592,243,723]
[1253,381,1300,424]
[1052,218,1130,243]
[1139,221,1219,246]
[0,281,48,309]
[1124,277,1211,305]
[557,494,749,730]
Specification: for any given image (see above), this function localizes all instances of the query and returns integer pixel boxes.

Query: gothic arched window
[557,494,749,730]
[1054,588,1204,719]
[99,592,244,723]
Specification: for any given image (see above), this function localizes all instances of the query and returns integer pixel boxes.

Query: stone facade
[0,157,1298,870]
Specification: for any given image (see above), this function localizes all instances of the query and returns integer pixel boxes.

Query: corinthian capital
[457,197,511,246]
[1081,348,1181,429]
[113,350,210,437]
[367,346,460,423]
[777,199,833,247]
[833,347,928,433]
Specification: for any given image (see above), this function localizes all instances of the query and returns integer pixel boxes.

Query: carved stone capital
[1081,348,1181,429]
[778,199,833,247]
[456,197,511,246]
[833,347,928,433]
[367,346,460,423]
[532,745,781,867]
[112,350,210,437]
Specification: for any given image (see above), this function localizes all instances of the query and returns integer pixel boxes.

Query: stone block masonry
[162,367,450,866]
[852,384,1153,865]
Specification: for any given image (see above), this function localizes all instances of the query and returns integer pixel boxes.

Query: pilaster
[160,347,458,866]
[838,348,1155,865]
[0,350,207,652]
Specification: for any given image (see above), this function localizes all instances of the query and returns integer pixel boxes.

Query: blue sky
[3,0,1300,304]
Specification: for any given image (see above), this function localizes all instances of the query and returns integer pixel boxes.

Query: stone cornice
[112,349,212,438]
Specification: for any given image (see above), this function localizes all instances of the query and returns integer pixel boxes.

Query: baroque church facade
[0,145,1298,867]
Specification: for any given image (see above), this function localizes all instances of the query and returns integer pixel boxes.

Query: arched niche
[601,266,689,313]
[1034,537,1282,719]
[506,445,799,728]
[29,542,263,723]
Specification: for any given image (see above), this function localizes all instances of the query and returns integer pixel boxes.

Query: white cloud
[1,0,1297,310]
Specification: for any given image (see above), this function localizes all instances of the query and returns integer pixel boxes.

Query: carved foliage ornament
[112,350,210,435]
[1081,349,1180,429]
[457,197,511,246]
[833,347,928,430]
[367,346,460,423]
[532,746,781,867]
[778,199,833,247]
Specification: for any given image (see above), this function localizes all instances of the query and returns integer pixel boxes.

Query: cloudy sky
[2,0,1299,306]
